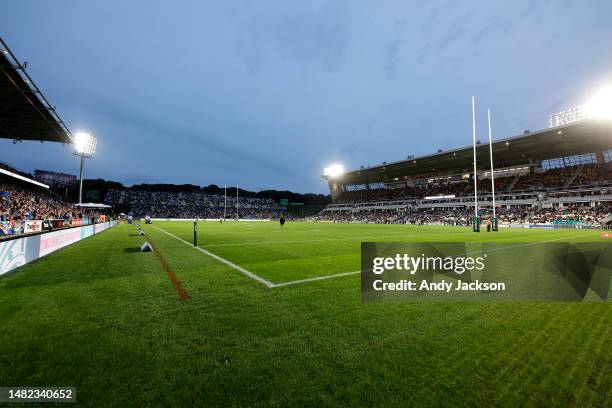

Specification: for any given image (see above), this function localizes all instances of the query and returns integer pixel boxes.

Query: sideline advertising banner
[70,218,83,227]
[0,221,117,276]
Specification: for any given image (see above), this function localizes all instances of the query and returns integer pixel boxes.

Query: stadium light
[323,164,344,179]
[72,132,97,204]
[73,132,97,158]
[585,85,612,119]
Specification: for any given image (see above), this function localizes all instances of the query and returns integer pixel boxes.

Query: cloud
[340,143,359,156]
[233,1,350,72]
[384,39,404,79]
[82,92,303,180]
[2,0,612,194]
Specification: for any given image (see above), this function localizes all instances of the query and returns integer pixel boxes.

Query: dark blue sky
[2,1,612,193]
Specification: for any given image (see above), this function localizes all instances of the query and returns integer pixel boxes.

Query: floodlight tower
[73,132,97,204]
[322,164,345,202]
[323,164,344,179]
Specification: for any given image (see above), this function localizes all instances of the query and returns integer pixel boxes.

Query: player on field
[279,215,286,228]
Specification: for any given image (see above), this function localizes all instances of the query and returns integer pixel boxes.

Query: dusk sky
[2,1,612,193]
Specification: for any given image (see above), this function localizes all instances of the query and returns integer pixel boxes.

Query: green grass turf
[0,221,610,407]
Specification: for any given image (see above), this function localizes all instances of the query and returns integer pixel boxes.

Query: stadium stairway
[507,174,520,192]
[599,214,612,226]
[565,166,583,188]
[392,208,414,224]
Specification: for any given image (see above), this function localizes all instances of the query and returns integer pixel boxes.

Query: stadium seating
[335,163,612,204]
[317,162,612,227]
[105,189,283,219]
[0,179,102,238]
[314,205,612,227]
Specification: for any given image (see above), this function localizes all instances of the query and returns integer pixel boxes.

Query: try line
[150,224,362,288]
[148,224,597,289]
[151,224,276,288]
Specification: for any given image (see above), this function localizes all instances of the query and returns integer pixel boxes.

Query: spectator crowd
[105,189,284,220]
[337,162,612,204]
[1,181,104,238]
[315,205,612,228]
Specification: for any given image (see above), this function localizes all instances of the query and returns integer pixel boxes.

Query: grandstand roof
[0,166,49,189]
[0,38,72,143]
[332,119,612,185]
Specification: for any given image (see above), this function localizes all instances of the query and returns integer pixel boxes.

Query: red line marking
[146,235,189,300]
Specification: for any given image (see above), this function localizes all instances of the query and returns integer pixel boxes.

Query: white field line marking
[454,232,597,257]
[272,271,361,288]
[271,232,598,288]
[150,224,275,288]
[201,230,471,248]
[151,225,598,289]
[203,231,257,234]
[205,227,538,247]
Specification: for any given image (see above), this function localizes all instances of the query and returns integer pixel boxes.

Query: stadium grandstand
[0,37,111,238]
[104,189,283,220]
[1,9,611,405]
[0,38,71,143]
[319,119,612,228]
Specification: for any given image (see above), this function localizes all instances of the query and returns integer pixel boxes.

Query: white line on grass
[201,230,471,248]
[150,224,598,290]
[271,271,361,288]
[268,231,597,288]
[455,232,597,256]
[150,224,276,288]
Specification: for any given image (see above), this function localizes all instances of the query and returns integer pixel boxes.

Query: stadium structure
[1,36,611,407]
[1,37,111,247]
[0,38,71,143]
[321,119,612,227]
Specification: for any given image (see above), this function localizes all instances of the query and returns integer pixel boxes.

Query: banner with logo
[23,220,43,234]
[0,221,117,276]
[51,220,65,229]
[70,218,83,227]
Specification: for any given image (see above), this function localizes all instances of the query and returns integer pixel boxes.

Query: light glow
[585,85,612,119]
[73,132,97,157]
[323,164,344,178]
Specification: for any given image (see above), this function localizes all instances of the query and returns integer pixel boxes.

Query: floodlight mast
[78,155,85,205]
[73,132,97,204]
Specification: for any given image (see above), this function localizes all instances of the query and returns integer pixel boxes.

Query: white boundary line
[200,230,472,248]
[149,224,598,290]
[272,271,361,288]
[150,224,276,288]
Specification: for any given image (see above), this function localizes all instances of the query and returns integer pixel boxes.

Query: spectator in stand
[105,189,284,220]
[315,205,612,227]
[0,180,108,240]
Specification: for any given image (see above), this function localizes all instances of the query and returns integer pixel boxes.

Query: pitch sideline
[272,271,362,288]
[151,224,368,288]
[150,224,276,288]
[149,224,597,289]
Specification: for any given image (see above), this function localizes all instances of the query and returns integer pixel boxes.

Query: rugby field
[0,221,610,407]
